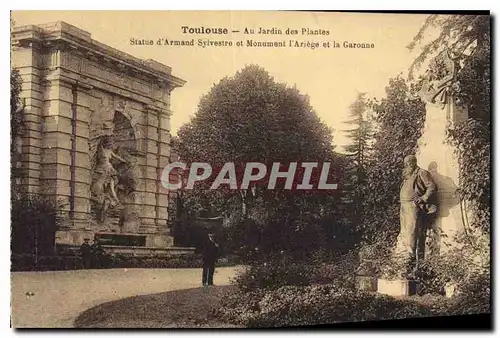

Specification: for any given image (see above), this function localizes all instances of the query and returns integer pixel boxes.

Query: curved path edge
[11,266,242,328]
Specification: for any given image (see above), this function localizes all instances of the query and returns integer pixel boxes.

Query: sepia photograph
[9,10,491,329]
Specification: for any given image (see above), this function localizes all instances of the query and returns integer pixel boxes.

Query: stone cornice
[146,104,172,117]
[44,70,93,91]
[12,21,186,89]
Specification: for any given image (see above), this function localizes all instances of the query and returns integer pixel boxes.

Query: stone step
[377,278,419,297]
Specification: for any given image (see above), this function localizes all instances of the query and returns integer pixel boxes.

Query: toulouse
[181,26,229,34]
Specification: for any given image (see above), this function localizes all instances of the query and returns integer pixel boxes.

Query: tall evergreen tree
[341,93,373,211]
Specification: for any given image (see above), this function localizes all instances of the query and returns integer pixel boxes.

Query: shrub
[11,195,65,255]
[233,253,315,292]
[212,288,267,326]
[449,272,490,315]
[234,249,360,293]
[104,254,204,269]
[11,253,241,271]
[310,250,359,289]
[215,284,433,328]
[414,229,490,297]
[11,254,83,271]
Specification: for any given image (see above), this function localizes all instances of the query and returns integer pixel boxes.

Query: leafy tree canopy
[176,65,348,256]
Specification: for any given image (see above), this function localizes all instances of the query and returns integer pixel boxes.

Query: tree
[407,14,490,121]
[177,65,348,257]
[341,93,374,212]
[408,14,490,233]
[11,69,24,198]
[11,195,64,256]
[361,76,426,249]
[11,67,63,258]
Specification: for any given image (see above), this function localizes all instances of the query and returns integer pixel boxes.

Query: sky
[11,11,429,151]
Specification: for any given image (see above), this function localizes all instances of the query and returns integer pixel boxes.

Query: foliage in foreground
[216,244,490,328]
[11,253,241,272]
[214,280,490,328]
[11,194,65,255]
[214,285,431,328]
[232,250,359,292]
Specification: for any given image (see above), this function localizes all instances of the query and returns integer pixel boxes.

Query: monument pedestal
[377,278,419,297]
[416,100,467,256]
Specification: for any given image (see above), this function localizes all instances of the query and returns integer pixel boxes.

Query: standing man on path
[202,232,219,287]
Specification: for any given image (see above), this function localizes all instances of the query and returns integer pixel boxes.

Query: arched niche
[112,111,138,156]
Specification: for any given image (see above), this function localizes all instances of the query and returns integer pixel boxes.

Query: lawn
[74,285,241,328]
[73,283,490,329]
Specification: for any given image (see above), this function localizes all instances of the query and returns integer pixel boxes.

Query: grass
[73,283,489,328]
[74,285,241,328]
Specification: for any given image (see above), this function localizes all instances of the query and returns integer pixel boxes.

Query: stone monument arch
[11,21,193,255]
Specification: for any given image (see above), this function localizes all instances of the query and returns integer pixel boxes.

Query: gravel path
[11,266,241,328]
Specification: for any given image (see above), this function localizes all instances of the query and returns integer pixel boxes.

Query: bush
[215,284,434,328]
[233,253,315,292]
[107,254,205,269]
[310,251,359,289]
[212,288,267,325]
[215,282,490,328]
[447,272,490,315]
[11,195,65,255]
[11,252,240,271]
[217,240,490,328]
[447,119,490,234]
[11,254,83,271]
[234,250,359,293]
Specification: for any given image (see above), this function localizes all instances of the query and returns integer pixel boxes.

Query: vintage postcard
[10,10,491,329]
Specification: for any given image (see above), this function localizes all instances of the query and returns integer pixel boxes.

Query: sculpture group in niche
[89,96,141,230]
[91,135,125,209]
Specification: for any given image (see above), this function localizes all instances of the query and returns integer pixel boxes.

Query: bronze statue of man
[396,155,437,268]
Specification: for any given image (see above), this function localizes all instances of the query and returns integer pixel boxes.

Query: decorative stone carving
[419,50,461,109]
[114,97,137,127]
[116,147,140,196]
[89,103,143,229]
[90,94,115,141]
[116,148,141,233]
[90,135,127,222]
